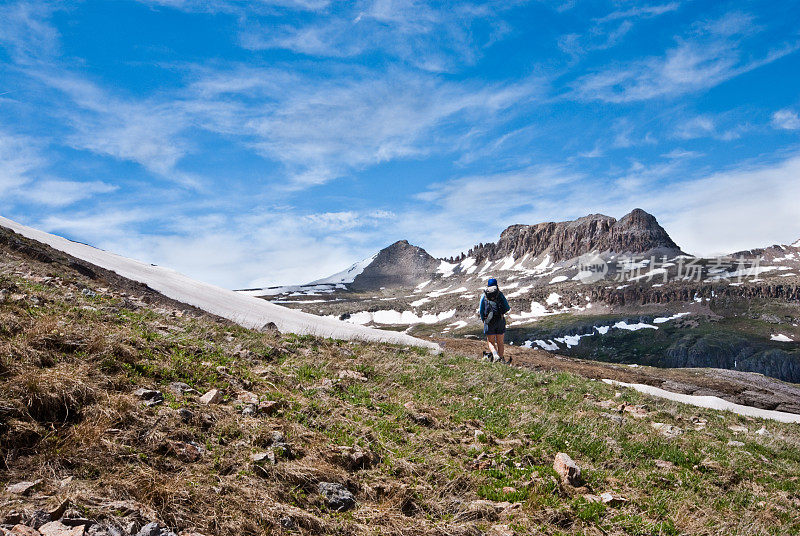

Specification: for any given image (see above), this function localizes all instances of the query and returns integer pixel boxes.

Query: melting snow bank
[335,309,456,325]
[602,379,800,424]
[0,216,440,352]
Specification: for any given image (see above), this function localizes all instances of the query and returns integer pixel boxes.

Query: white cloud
[188,66,544,189]
[36,73,198,187]
[0,130,42,194]
[0,1,59,63]
[674,115,716,139]
[571,13,799,103]
[19,180,117,206]
[772,109,800,130]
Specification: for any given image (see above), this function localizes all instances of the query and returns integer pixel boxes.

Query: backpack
[484,293,501,323]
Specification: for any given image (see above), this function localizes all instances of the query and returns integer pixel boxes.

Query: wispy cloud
[772,109,800,130]
[238,1,514,72]
[571,12,799,102]
[187,66,545,189]
[559,2,681,58]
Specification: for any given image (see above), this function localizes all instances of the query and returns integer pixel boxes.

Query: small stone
[317,482,356,512]
[124,523,136,536]
[39,522,85,536]
[251,451,276,465]
[178,408,195,422]
[651,422,683,439]
[5,479,42,495]
[199,389,222,405]
[237,392,258,405]
[727,440,745,447]
[654,459,674,469]
[259,322,280,335]
[81,289,97,298]
[501,486,516,495]
[755,427,770,436]
[338,370,367,382]
[167,382,195,396]
[728,425,748,434]
[600,492,629,506]
[583,494,601,503]
[135,523,160,536]
[11,526,40,536]
[488,524,514,536]
[257,400,285,416]
[132,389,163,407]
[553,453,582,486]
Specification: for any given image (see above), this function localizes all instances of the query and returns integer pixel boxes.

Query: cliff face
[350,240,440,290]
[465,209,682,263]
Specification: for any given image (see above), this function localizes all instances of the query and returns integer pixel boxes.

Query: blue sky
[1,0,799,288]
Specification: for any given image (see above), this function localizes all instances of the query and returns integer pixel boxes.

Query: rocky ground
[2,227,800,536]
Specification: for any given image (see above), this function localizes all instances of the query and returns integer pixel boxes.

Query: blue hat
[487,278,497,287]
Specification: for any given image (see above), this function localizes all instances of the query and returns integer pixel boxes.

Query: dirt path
[435,337,800,414]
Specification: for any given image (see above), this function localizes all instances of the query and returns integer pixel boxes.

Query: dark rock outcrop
[350,240,439,290]
[464,209,682,263]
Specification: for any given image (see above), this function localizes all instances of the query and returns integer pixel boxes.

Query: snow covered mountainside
[253,210,800,384]
[0,216,439,351]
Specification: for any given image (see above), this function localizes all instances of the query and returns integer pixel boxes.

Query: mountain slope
[2,230,800,536]
[0,216,439,352]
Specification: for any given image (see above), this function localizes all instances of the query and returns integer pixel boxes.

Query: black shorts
[484,317,506,335]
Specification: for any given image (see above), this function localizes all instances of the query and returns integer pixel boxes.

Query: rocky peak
[350,240,439,290]
[464,209,682,263]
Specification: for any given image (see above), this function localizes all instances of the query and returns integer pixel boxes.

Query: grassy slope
[2,269,800,535]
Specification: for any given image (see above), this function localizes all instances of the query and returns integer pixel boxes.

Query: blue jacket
[479,286,510,322]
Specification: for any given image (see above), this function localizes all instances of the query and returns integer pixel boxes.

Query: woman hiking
[479,278,511,363]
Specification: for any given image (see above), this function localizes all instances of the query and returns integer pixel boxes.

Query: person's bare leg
[497,335,504,360]
[486,335,496,357]
[489,335,501,361]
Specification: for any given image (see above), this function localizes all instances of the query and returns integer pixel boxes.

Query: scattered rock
[165,440,205,462]
[600,412,624,424]
[11,525,41,536]
[621,403,648,418]
[553,453,582,486]
[755,427,771,436]
[167,382,196,396]
[5,479,42,495]
[178,408,195,423]
[727,440,745,447]
[135,523,160,536]
[132,389,163,407]
[728,425,748,434]
[237,392,259,405]
[81,289,97,298]
[252,451,276,466]
[500,486,517,495]
[258,400,286,416]
[259,322,280,335]
[39,522,84,536]
[329,445,377,471]
[317,482,356,512]
[582,494,601,503]
[600,492,629,506]
[338,370,367,382]
[651,422,683,439]
[488,524,514,536]
[691,417,708,430]
[199,389,222,405]
[654,459,674,469]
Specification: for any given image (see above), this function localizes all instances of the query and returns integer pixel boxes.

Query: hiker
[479,277,511,363]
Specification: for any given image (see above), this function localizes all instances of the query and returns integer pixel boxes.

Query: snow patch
[653,312,691,324]
[603,379,800,423]
[771,334,793,342]
[437,260,458,277]
[549,275,569,284]
[338,309,456,326]
[0,216,439,351]
[546,292,561,305]
[311,253,377,284]
[613,321,658,331]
